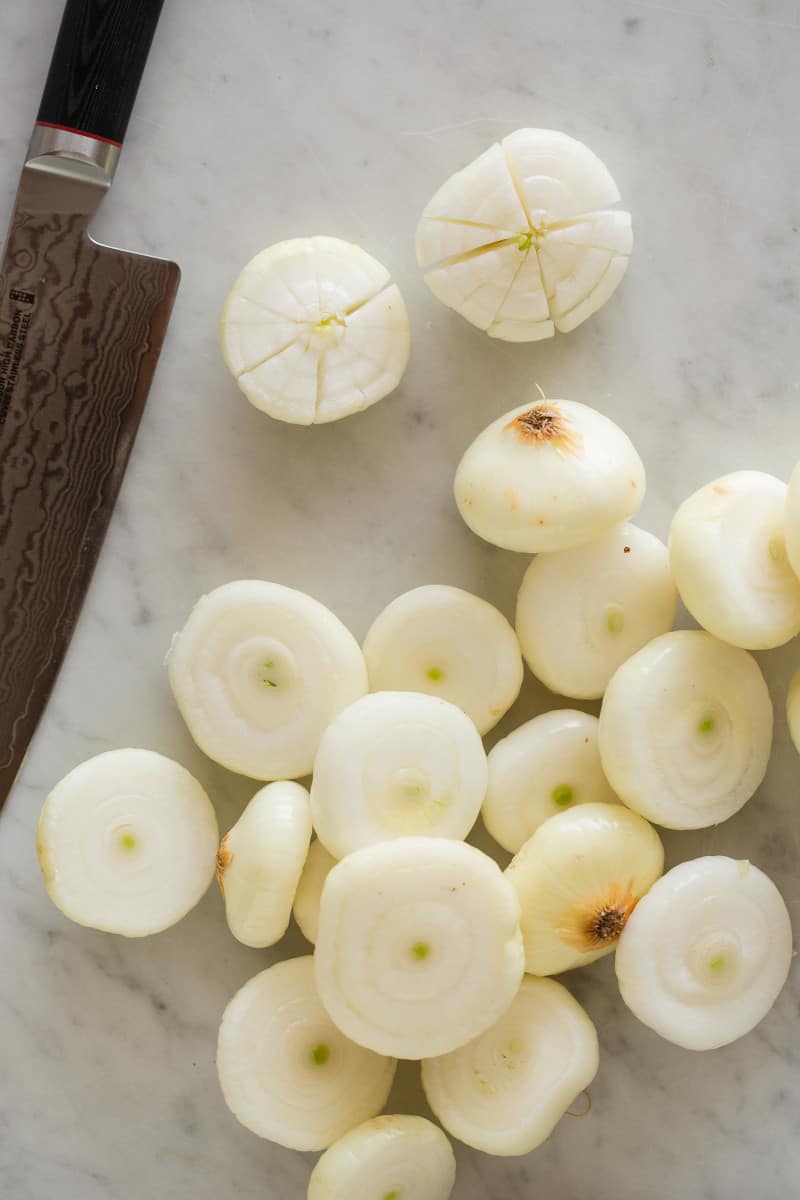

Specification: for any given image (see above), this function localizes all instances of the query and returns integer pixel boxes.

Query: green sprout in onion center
[606,609,625,635]
[411,941,430,961]
[309,1043,331,1067]
[552,784,574,808]
[119,832,137,852]
[709,954,726,973]
[426,666,443,682]
[698,716,715,736]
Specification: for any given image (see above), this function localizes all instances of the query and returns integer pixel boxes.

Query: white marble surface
[3,0,800,1196]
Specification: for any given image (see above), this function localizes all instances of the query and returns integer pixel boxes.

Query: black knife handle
[36,0,165,147]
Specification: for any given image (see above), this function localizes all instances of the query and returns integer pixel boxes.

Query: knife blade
[0,0,180,810]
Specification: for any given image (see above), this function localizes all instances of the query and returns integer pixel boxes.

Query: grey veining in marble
[2,1,800,1197]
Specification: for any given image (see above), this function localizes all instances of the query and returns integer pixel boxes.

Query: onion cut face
[216,956,396,1150]
[167,580,368,781]
[598,631,773,830]
[219,237,410,425]
[362,584,523,734]
[217,781,312,948]
[505,802,664,976]
[307,1115,456,1200]
[416,129,632,341]
[615,857,792,1051]
[421,975,599,1156]
[314,837,524,1059]
[293,839,337,945]
[669,471,800,650]
[454,399,645,554]
[516,523,677,699]
[36,749,219,937]
[787,667,800,757]
[309,691,488,859]
[483,710,618,854]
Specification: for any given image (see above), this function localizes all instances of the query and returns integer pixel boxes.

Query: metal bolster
[26,125,120,187]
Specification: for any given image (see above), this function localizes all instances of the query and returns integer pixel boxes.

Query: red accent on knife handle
[36,0,166,149]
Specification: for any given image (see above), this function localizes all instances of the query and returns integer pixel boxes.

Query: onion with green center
[483,710,619,854]
[416,128,632,341]
[167,580,367,781]
[36,749,219,937]
[362,584,523,734]
[217,781,312,948]
[598,630,773,829]
[220,236,410,425]
[454,399,645,554]
[293,839,337,945]
[314,837,524,1059]
[505,802,664,976]
[421,975,599,1156]
[669,470,800,650]
[615,857,792,1051]
[515,523,677,699]
[216,956,396,1149]
[309,691,487,859]
[307,1115,456,1200]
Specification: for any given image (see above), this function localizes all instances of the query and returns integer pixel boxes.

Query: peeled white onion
[598,631,773,829]
[314,837,524,1059]
[309,691,487,859]
[416,129,632,341]
[786,460,800,580]
[505,802,664,976]
[307,1115,456,1200]
[167,580,367,781]
[516,523,677,699]
[669,470,800,650]
[616,857,792,1051]
[216,956,396,1150]
[293,838,337,945]
[454,399,645,554]
[36,749,218,937]
[220,237,410,425]
[483,710,618,854]
[362,584,523,734]
[421,975,599,1156]
[787,667,800,757]
[217,781,312,948]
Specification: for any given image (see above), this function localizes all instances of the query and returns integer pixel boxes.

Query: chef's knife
[0,0,180,810]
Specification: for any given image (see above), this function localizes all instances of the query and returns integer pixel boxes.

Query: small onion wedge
[598,631,773,829]
[293,839,337,945]
[36,749,218,937]
[483,710,618,854]
[167,580,367,781]
[505,802,664,976]
[314,837,524,1059]
[217,956,396,1150]
[669,470,800,650]
[516,523,677,699]
[217,781,312,948]
[616,857,792,1051]
[309,691,487,859]
[362,584,523,734]
[454,399,645,554]
[308,1115,456,1200]
[421,976,599,1156]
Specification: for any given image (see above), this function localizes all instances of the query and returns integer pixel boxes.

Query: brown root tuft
[506,404,580,457]
[556,881,639,952]
[216,835,233,896]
